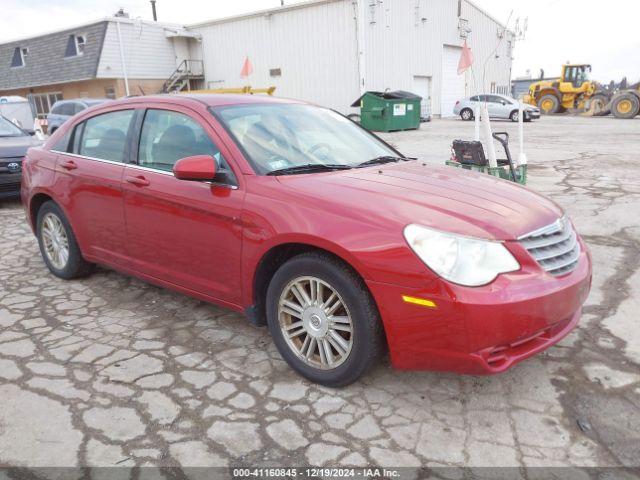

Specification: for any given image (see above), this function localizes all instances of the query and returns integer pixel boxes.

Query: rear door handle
[125,175,150,187]
[60,160,77,170]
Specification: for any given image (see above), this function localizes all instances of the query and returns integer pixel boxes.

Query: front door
[486,95,506,118]
[53,108,135,265]
[123,106,244,305]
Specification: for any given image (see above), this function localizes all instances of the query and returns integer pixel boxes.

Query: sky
[3,0,640,83]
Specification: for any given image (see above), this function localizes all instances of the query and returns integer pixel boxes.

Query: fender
[241,232,374,308]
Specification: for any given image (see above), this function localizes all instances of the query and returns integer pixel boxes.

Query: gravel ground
[0,115,639,471]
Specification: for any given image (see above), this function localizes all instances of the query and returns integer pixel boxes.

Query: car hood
[275,161,563,240]
[0,135,42,158]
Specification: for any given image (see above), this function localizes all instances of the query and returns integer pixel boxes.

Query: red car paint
[21,94,592,374]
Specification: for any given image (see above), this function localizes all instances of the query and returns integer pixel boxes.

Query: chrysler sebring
[21,94,591,386]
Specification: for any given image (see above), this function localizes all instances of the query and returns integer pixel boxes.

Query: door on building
[412,76,432,120]
[440,45,466,117]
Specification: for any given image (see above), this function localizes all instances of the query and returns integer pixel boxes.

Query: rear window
[76,110,134,162]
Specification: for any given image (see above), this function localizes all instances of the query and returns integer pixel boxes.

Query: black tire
[36,201,93,279]
[590,94,611,116]
[538,94,560,114]
[509,110,519,122]
[266,252,384,387]
[460,108,473,121]
[49,127,57,135]
[611,93,640,119]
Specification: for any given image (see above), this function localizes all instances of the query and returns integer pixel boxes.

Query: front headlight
[403,224,520,286]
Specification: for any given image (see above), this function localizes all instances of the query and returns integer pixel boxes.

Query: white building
[188,0,514,117]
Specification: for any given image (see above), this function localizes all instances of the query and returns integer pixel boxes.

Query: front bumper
[366,238,592,374]
[525,110,541,120]
[0,172,22,198]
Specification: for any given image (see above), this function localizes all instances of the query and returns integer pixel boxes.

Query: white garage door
[440,45,466,117]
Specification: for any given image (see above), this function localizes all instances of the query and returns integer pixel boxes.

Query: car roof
[102,93,302,109]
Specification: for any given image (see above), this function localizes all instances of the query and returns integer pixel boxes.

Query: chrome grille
[519,216,580,276]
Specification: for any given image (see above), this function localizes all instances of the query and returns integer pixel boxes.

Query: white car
[453,94,540,122]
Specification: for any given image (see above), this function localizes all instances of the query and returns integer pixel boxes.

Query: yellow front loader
[524,64,610,115]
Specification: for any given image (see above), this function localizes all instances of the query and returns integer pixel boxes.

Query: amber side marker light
[402,295,437,308]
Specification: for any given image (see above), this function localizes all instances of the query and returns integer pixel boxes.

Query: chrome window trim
[50,150,123,166]
[49,151,238,190]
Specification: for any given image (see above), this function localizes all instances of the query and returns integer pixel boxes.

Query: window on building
[28,92,63,119]
[105,86,116,99]
[65,34,87,57]
[10,47,28,68]
[75,35,86,55]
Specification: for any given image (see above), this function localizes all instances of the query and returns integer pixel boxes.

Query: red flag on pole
[240,56,253,78]
[457,40,473,75]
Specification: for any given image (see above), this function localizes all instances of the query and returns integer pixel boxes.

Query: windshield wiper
[356,156,408,168]
[267,163,352,176]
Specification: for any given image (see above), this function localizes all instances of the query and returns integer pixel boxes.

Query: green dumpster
[351,90,422,132]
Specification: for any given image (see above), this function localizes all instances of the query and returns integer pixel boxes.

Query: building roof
[188,0,512,33]
[0,22,108,91]
[0,16,192,45]
[188,0,344,28]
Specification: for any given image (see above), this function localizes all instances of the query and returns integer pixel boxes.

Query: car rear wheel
[37,201,93,279]
[460,108,473,121]
[266,252,384,387]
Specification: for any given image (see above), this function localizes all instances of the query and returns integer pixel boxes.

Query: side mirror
[173,155,217,181]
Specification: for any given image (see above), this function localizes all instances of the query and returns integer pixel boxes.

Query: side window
[73,103,86,115]
[71,122,85,154]
[52,129,72,152]
[138,109,230,173]
[470,96,479,101]
[78,110,134,162]
[61,103,76,116]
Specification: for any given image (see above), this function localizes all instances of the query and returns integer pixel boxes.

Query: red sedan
[21,94,592,386]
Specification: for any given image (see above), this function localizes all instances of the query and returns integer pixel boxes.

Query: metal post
[355,0,367,95]
[518,101,527,165]
[150,0,157,21]
[115,19,130,97]
[474,102,480,141]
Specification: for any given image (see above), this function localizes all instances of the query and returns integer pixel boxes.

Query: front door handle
[126,175,150,187]
[60,160,77,170]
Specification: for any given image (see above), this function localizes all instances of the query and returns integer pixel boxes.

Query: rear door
[122,105,244,305]
[52,108,135,265]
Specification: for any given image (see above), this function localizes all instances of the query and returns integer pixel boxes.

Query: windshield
[0,116,26,137]
[214,103,399,174]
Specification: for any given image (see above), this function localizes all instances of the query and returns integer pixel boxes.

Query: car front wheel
[266,252,384,387]
[460,108,473,121]
[36,201,93,279]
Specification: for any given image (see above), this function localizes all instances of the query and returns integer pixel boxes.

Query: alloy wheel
[278,276,353,370]
[41,212,69,270]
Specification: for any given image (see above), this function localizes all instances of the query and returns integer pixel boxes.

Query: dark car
[0,116,43,198]
[47,99,111,134]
